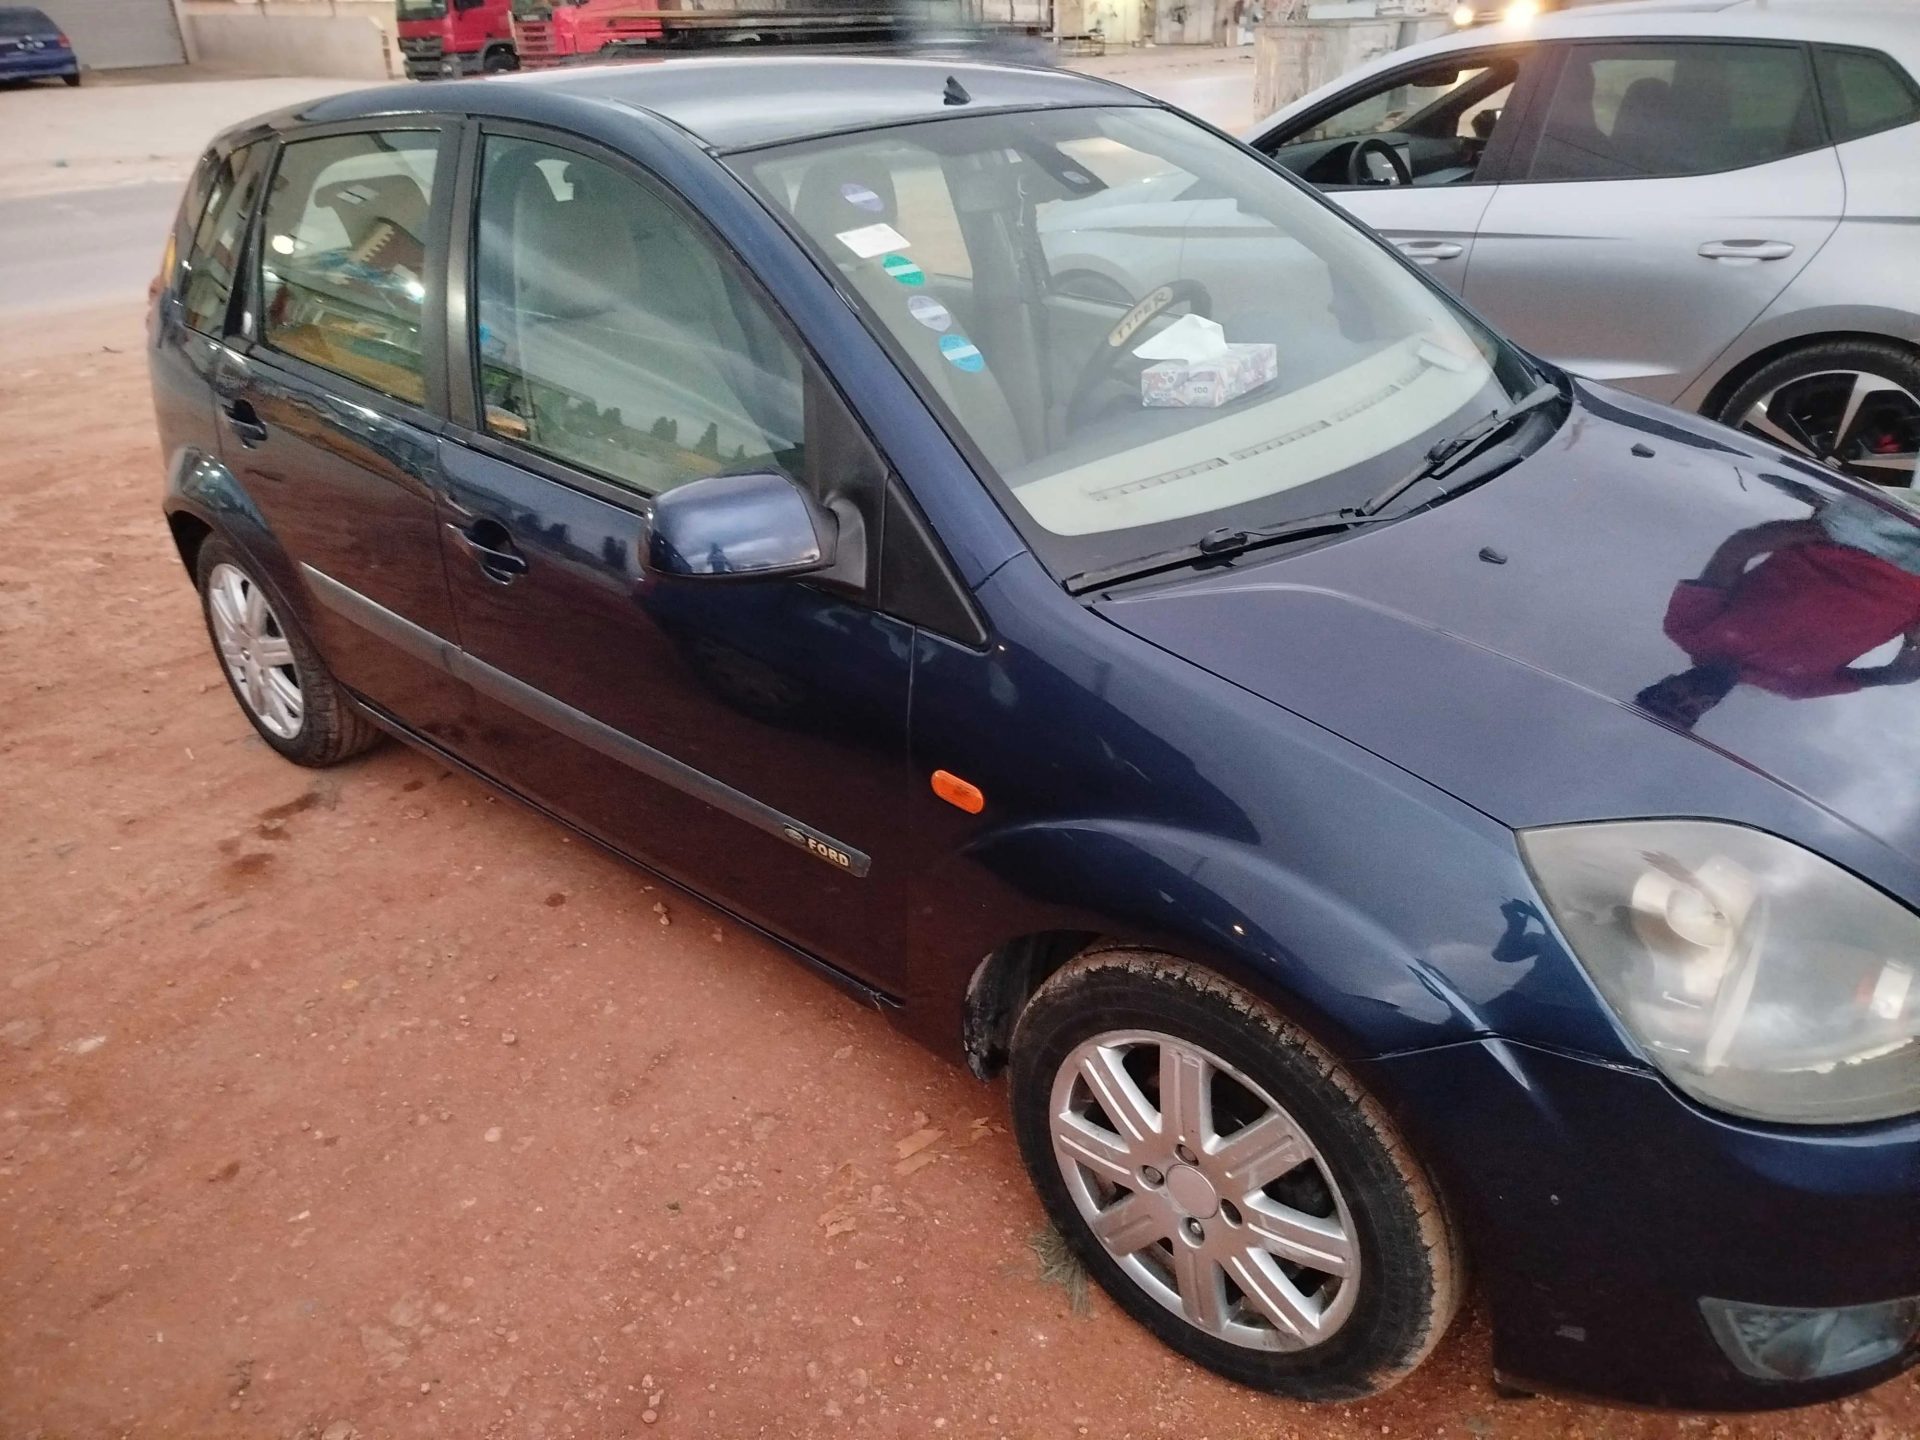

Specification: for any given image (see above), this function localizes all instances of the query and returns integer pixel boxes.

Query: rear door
[434,126,915,987]
[1464,38,1844,402]
[219,123,472,742]
[1253,45,1549,295]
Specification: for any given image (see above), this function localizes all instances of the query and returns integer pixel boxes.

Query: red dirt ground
[2,307,1915,1440]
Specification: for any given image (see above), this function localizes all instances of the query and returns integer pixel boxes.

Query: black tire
[1009,947,1462,1402]
[62,71,81,86]
[194,536,381,767]
[482,47,518,72]
[1712,338,1920,489]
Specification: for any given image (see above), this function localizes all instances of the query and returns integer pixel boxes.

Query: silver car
[1245,0,1920,488]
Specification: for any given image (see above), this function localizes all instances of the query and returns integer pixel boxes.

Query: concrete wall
[183,0,399,79]
[1252,2,1452,117]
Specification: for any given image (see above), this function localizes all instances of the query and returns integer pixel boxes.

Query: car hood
[1097,382,1920,885]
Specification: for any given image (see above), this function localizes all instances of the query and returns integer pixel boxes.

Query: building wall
[182,0,400,79]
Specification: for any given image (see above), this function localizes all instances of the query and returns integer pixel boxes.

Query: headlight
[1451,3,1475,24]
[1503,0,1541,21]
[1521,821,1919,1125]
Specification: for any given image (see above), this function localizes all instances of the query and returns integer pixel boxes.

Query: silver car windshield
[736,105,1532,575]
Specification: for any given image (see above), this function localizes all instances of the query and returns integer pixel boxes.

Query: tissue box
[1141,342,1278,408]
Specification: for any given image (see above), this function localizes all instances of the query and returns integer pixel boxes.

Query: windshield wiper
[1066,380,1566,597]
[1065,508,1385,595]
[1360,381,1564,518]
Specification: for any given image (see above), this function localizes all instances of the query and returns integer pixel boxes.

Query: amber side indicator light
[931,770,985,814]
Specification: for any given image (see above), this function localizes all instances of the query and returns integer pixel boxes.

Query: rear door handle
[1698,240,1795,263]
[222,397,268,447]
[1392,239,1465,265]
[450,519,528,584]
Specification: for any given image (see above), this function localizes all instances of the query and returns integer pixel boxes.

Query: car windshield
[395,0,447,17]
[0,6,57,34]
[735,104,1539,583]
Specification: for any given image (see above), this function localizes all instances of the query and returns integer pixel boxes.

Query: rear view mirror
[645,470,838,582]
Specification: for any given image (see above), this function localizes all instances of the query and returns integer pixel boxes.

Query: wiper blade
[1065,508,1380,595]
[1361,381,1563,517]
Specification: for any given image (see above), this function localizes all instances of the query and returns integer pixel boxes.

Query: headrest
[512,165,643,322]
[316,172,427,252]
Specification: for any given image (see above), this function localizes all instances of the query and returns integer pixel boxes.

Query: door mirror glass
[645,471,837,582]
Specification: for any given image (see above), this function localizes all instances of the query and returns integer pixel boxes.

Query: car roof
[289,53,1147,152]
[1250,0,1920,134]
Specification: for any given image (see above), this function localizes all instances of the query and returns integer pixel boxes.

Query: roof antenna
[943,74,972,106]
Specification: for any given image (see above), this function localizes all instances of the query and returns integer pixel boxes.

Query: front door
[1255,45,1546,296]
[221,125,470,742]
[1465,39,1844,402]
[437,129,912,986]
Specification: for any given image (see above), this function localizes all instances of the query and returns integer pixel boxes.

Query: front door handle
[1392,238,1465,265]
[1698,239,1795,263]
[223,397,268,447]
[451,519,528,584]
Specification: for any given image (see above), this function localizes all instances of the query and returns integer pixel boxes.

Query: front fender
[896,557,1638,1073]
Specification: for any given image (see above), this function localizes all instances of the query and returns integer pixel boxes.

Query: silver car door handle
[1698,240,1796,263]
[1392,239,1465,265]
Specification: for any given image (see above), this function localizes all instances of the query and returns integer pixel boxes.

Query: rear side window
[1528,41,1822,180]
[258,130,440,404]
[0,8,58,35]
[1816,46,1920,143]
[181,144,264,335]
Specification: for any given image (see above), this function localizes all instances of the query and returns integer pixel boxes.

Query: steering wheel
[1347,137,1413,187]
[1064,278,1214,432]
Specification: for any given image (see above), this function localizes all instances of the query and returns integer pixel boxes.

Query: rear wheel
[482,47,518,72]
[1009,948,1462,1402]
[194,537,381,767]
[62,70,80,86]
[1714,339,1920,492]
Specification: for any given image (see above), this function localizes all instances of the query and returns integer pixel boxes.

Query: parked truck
[396,0,518,78]
[509,0,1018,69]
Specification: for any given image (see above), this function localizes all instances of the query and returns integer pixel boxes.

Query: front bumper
[1363,1040,1920,1409]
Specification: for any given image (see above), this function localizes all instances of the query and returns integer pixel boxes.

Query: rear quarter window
[1815,46,1920,143]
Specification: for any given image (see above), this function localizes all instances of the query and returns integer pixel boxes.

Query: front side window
[1267,54,1525,186]
[258,130,440,404]
[737,106,1532,583]
[1528,42,1822,181]
[181,143,264,335]
[473,135,804,496]
[1815,46,1920,144]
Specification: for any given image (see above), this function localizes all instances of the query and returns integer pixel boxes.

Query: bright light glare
[1452,3,1475,24]
[1504,0,1542,21]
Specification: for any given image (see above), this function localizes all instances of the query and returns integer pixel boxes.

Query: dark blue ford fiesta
[148,54,1919,1411]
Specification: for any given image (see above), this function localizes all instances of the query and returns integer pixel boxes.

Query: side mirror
[645,471,838,582]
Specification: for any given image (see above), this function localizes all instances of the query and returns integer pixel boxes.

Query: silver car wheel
[1738,369,1920,488]
[1049,1028,1360,1352]
[207,562,304,740]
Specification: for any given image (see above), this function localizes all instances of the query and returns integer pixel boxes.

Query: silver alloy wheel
[1738,370,1920,488]
[206,562,304,740]
[1049,1029,1359,1352]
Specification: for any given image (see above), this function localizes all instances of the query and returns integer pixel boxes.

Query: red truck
[509,0,937,69]
[396,0,519,79]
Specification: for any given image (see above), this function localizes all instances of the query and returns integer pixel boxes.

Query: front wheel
[1714,339,1919,491]
[1009,948,1462,1402]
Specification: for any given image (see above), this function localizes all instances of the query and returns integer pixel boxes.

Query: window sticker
[881,254,925,287]
[906,294,952,332]
[939,333,985,373]
[840,182,885,213]
[837,222,911,259]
